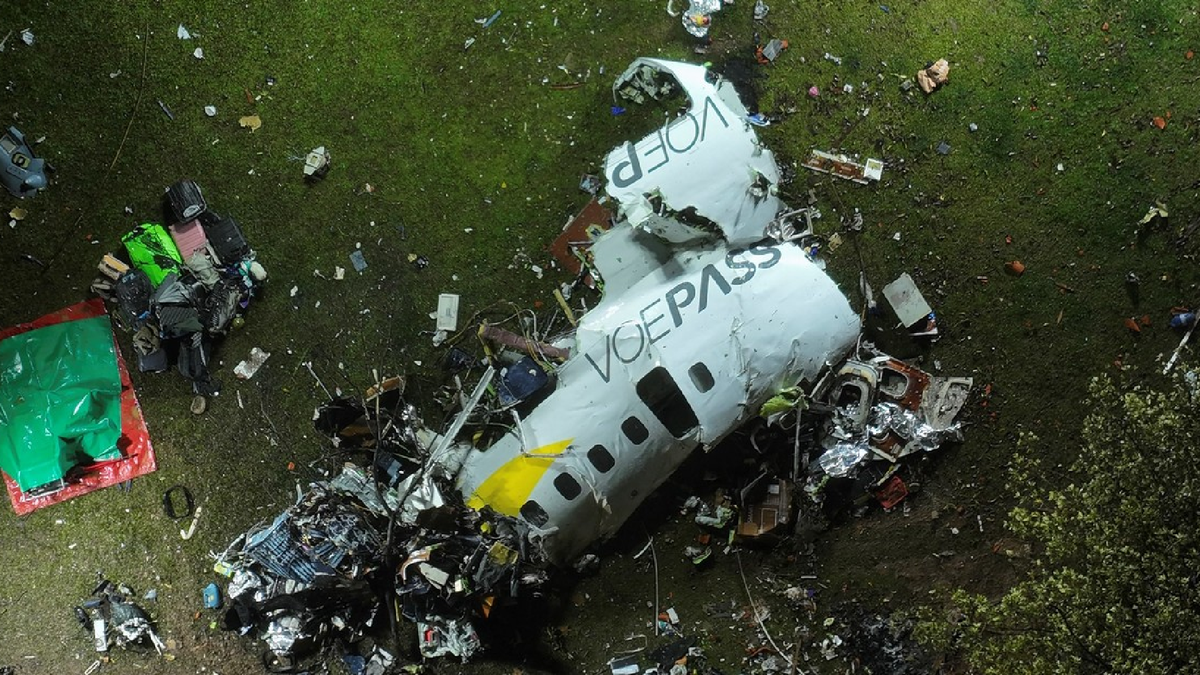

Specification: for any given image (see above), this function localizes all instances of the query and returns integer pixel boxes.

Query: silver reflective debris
[418,618,482,661]
[264,614,304,655]
[682,0,722,37]
[816,441,870,477]
[868,402,964,458]
[227,568,264,600]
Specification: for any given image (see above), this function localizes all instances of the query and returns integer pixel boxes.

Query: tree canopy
[926,370,1200,674]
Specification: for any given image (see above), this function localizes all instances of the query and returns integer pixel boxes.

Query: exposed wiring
[736,550,802,673]
[648,533,661,637]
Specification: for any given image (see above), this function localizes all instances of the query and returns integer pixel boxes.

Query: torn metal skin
[216,59,973,666]
[812,345,972,478]
[452,59,860,567]
[604,59,786,247]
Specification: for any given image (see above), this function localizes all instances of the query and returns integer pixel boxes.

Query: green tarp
[0,316,123,490]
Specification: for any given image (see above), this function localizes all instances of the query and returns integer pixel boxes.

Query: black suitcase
[199,211,251,264]
[165,179,208,224]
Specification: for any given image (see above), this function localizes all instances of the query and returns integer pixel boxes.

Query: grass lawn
[1,0,1198,672]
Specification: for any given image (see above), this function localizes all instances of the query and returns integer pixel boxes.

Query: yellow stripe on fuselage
[466,438,574,515]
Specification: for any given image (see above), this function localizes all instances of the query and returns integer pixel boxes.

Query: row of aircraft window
[519,362,713,526]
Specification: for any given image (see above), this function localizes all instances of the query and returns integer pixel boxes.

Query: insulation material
[682,0,722,37]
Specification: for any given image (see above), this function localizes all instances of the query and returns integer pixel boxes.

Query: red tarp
[1,298,156,514]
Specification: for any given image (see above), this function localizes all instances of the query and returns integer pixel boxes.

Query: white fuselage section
[455,236,859,565]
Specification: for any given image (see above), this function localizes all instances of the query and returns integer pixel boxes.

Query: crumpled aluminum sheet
[683,0,722,37]
[113,618,155,646]
[330,464,396,516]
[227,568,264,600]
[396,472,446,525]
[816,441,870,477]
[868,402,962,455]
[109,603,165,652]
[264,614,304,655]
[419,618,482,661]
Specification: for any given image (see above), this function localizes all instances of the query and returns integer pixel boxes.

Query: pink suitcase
[169,219,209,259]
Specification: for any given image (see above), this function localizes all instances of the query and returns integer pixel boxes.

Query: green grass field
[2,1,1198,672]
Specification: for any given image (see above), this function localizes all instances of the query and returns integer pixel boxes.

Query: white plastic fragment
[303,146,330,177]
[177,24,191,40]
[863,158,884,181]
[882,273,933,328]
[204,105,217,117]
[180,505,203,539]
[436,293,460,331]
[234,347,271,380]
[193,47,204,59]
[20,29,34,46]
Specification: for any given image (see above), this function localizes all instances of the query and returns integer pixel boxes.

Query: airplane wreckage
[213,59,972,667]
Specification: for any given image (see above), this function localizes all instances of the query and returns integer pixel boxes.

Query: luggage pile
[92,179,267,396]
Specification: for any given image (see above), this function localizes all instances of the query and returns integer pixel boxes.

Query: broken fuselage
[452,59,861,566]
[455,236,859,565]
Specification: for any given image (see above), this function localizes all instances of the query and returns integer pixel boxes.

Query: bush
[920,370,1200,675]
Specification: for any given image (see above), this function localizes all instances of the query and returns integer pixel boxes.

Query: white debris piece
[303,146,330,177]
[234,347,271,380]
[436,294,460,331]
[177,24,191,39]
[882,273,933,328]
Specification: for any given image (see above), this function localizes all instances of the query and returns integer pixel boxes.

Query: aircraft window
[688,362,715,393]
[587,444,615,473]
[520,500,549,527]
[636,366,700,439]
[554,473,582,500]
[622,416,649,444]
